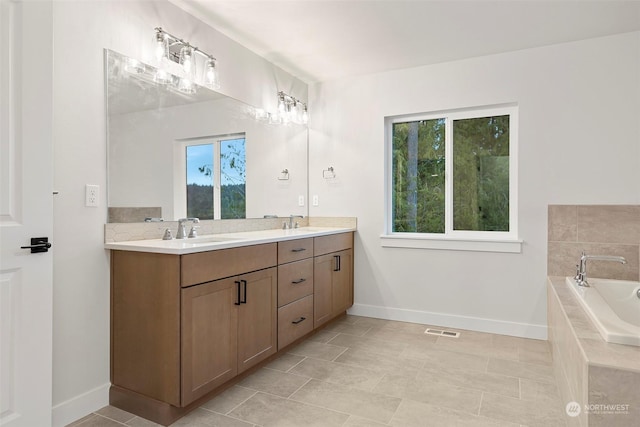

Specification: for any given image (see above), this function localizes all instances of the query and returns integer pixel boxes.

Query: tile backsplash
[104,217,357,243]
[547,205,640,280]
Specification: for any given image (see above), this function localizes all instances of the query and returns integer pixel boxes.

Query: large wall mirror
[105,49,308,223]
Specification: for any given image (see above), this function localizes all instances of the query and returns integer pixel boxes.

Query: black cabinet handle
[291,278,306,284]
[333,255,341,272]
[291,248,306,253]
[234,281,241,305]
[292,317,306,325]
[240,279,247,304]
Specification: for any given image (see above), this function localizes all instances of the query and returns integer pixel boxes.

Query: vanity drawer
[314,232,353,256]
[278,295,313,350]
[277,258,313,307]
[181,243,277,286]
[278,238,313,264]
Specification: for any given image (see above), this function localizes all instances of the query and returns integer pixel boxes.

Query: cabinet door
[181,277,238,406]
[313,253,334,328]
[314,249,353,328]
[238,267,277,373]
[332,249,353,315]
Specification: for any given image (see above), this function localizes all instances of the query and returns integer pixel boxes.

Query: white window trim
[382,104,521,253]
[173,133,245,220]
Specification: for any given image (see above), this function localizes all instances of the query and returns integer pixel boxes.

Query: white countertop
[104,226,355,255]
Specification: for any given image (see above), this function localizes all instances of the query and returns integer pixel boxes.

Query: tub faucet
[176,217,199,239]
[575,251,626,287]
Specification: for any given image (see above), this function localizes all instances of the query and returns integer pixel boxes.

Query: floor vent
[425,328,460,338]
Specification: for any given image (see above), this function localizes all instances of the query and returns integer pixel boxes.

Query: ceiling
[171,0,640,83]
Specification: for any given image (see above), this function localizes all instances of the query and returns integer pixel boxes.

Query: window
[185,134,246,220]
[384,105,520,252]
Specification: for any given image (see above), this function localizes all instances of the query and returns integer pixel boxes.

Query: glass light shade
[154,31,168,62]
[302,106,309,124]
[154,68,171,85]
[204,58,220,89]
[179,45,195,77]
[178,77,196,94]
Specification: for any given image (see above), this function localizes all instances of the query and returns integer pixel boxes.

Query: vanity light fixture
[276,91,309,125]
[153,27,220,93]
[323,166,336,179]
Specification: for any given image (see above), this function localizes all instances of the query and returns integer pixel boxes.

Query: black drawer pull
[291,278,306,284]
[291,248,306,253]
[292,317,306,325]
[234,281,241,305]
[240,279,247,304]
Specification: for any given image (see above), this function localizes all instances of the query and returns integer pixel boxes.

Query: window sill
[380,234,522,253]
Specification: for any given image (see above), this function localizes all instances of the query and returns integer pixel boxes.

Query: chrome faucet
[176,217,199,239]
[288,215,304,229]
[575,251,626,287]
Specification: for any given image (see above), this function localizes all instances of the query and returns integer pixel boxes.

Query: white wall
[308,32,640,338]
[52,1,306,425]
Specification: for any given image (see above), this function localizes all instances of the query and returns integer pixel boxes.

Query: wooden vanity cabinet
[313,233,354,328]
[111,243,277,417]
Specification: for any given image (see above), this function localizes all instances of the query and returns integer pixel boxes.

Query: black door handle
[235,281,241,305]
[21,237,52,253]
[240,279,247,304]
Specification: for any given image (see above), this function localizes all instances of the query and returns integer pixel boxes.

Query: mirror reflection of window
[186,134,246,220]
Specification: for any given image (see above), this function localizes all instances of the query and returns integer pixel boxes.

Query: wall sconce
[153,27,220,93]
[275,91,309,125]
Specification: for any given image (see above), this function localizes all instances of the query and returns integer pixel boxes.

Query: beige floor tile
[520,378,562,403]
[402,342,489,372]
[344,415,390,426]
[291,378,402,424]
[126,416,163,427]
[323,321,374,337]
[479,392,568,427]
[265,353,305,372]
[307,329,340,343]
[95,406,137,424]
[170,408,253,427]
[289,356,385,390]
[335,347,424,377]
[364,328,440,346]
[487,358,555,384]
[287,339,348,361]
[390,399,521,427]
[67,414,122,427]
[417,364,520,398]
[328,333,408,357]
[350,316,393,328]
[200,385,257,415]
[228,391,349,427]
[237,367,310,397]
[373,373,483,415]
[433,332,520,361]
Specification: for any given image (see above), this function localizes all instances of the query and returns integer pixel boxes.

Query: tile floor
[67,315,568,427]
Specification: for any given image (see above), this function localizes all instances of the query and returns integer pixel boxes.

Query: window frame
[174,133,246,220]
[382,104,521,253]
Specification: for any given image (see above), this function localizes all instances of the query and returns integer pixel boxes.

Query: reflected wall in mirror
[106,49,308,223]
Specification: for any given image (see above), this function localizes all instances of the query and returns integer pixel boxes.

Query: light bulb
[302,106,309,124]
[178,77,196,94]
[154,68,170,85]
[179,45,194,75]
[154,30,167,62]
[290,101,299,122]
[204,58,219,89]
[278,95,286,114]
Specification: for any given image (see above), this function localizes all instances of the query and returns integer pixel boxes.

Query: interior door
[0,1,54,426]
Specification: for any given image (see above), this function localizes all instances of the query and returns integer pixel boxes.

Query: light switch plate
[312,195,319,206]
[298,195,304,206]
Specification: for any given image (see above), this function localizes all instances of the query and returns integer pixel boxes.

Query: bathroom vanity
[106,228,354,425]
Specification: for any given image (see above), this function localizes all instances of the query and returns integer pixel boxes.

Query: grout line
[92,413,129,426]
[285,377,312,398]
[285,355,307,373]
[478,392,484,416]
[331,345,350,362]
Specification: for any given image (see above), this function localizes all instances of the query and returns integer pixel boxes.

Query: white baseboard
[52,383,110,427]
[348,303,547,340]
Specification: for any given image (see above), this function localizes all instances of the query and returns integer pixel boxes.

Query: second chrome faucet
[176,217,200,239]
[575,250,626,287]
